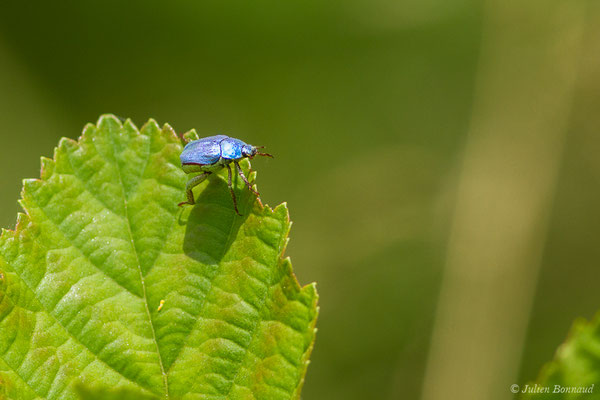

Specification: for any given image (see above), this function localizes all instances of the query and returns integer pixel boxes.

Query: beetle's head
[241,145,257,158]
[244,145,274,159]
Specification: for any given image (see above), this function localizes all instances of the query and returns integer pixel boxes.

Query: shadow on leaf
[182,169,253,264]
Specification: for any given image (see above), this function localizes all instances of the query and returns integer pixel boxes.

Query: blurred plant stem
[420,1,587,400]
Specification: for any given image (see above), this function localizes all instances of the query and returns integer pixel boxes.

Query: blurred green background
[0,1,598,399]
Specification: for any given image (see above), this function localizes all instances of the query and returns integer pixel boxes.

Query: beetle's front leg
[225,164,242,216]
[234,160,259,197]
[178,172,211,206]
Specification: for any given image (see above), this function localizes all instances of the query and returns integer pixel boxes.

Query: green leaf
[74,385,162,400]
[522,314,600,400]
[0,115,318,400]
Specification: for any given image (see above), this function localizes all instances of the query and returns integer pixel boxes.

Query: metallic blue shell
[180,135,253,166]
[180,135,227,165]
[220,137,246,160]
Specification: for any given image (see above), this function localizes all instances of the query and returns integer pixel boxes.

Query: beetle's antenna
[256,152,274,158]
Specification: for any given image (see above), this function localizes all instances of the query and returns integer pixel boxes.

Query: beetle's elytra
[179,135,273,215]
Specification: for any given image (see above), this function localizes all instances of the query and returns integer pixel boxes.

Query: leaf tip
[123,118,139,132]
[162,123,179,139]
[21,178,41,192]
[273,202,291,222]
[302,282,319,307]
[40,156,55,180]
[141,118,161,135]
[14,212,31,233]
[81,122,95,133]
[183,129,200,143]
[58,136,78,151]
[0,228,11,239]
[96,114,124,135]
[97,113,124,127]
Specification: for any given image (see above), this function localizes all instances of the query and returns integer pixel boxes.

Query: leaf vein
[0,254,158,396]
[0,355,46,399]
[108,127,170,399]
[26,198,143,299]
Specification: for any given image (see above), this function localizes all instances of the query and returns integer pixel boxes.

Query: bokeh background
[0,1,599,399]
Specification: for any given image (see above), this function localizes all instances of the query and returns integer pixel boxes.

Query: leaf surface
[0,115,317,400]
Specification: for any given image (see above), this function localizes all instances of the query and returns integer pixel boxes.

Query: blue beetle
[179,135,273,215]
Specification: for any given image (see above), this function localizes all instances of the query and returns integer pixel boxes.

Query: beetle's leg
[226,164,242,215]
[178,172,211,206]
[234,160,260,197]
